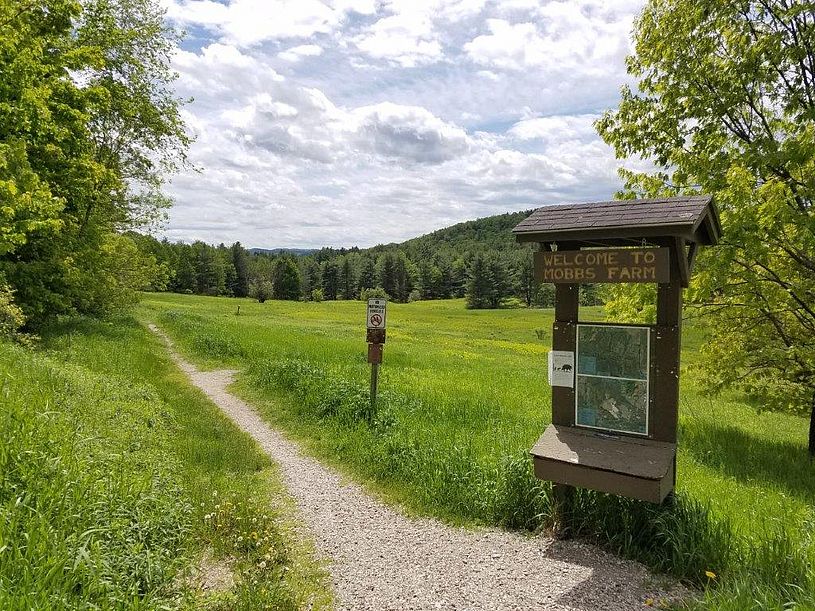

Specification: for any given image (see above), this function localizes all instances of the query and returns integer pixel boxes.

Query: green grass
[0,316,330,610]
[140,293,815,609]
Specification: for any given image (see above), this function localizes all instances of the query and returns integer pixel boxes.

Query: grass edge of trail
[145,297,815,611]
[1,315,333,610]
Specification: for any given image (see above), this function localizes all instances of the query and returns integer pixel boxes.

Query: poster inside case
[575,324,650,435]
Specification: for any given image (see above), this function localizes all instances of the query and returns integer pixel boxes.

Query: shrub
[250,280,273,303]
[359,287,389,301]
[0,276,26,342]
[311,288,324,302]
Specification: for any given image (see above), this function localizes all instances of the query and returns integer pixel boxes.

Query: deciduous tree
[0,0,189,325]
[597,0,815,455]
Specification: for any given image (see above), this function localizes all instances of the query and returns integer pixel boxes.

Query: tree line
[131,233,604,309]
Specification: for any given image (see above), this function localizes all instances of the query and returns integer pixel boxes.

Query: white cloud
[351,102,471,163]
[163,0,371,46]
[279,44,324,61]
[158,0,646,248]
[509,114,600,142]
[465,1,634,75]
[350,0,489,67]
[464,20,547,71]
[352,11,442,67]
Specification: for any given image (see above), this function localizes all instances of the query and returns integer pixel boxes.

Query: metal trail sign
[367,298,387,329]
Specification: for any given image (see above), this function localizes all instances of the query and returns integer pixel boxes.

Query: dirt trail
[149,324,685,610]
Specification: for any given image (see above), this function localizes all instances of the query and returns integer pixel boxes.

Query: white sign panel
[367,298,387,329]
[548,350,574,388]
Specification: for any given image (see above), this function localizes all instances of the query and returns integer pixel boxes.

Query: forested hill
[301,209,534,263]
[364,209,534,259]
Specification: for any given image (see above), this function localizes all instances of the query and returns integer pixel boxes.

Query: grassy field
[0,316,330,609]
[141,293,814,609]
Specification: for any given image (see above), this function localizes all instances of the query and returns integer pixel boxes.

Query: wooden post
[368,341,383,418]
[552,282,578,426]
[552,478,575,538]
[550,243,579,537]
[654,242,684,503]
[653,256,683,444]
[370,361,379,413]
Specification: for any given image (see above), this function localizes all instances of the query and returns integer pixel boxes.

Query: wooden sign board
[534,247,670,284]
[367,328,386,344]
[367,343,383,364]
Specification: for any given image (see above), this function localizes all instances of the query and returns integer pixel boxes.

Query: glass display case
[575,324,650,435]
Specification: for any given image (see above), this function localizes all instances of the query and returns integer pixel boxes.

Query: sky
[159,0,646,249]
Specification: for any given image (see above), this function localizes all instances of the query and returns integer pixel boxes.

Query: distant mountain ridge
[248,247,317,257]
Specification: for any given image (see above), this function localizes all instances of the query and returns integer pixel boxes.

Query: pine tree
[465,253,492,309]
[321,260,340,300]
[170,245,196,293]
[272,257,301,300]
[358,257,376,293]
[230,242,249,297]
[451,258,467,298]
[436,259,453,299]
[301,258,321,300]
[339,256,356,300]
[516,249,535,307]
[378,253,397,298]
[193,242,224,296]
[486,252,511,308]
[393,253,414,302]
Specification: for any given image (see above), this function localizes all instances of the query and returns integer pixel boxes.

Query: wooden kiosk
[512,196,721,505]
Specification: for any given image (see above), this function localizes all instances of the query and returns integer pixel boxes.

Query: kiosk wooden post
[551,248,578,535]
[513,196,721,514]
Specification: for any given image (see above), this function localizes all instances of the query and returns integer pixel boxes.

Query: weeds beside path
[149,322,688,610]
[0,316,330,609]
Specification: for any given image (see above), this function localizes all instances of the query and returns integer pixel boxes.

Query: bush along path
[148,323,687,610]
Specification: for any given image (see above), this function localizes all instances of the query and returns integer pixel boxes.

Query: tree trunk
[810,390,815,459]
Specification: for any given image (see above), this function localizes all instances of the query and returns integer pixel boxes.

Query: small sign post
[366,298,387,410]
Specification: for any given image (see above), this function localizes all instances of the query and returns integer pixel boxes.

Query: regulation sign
[548,350,574,388]
[534,247,670,284]
[367,298,387,330]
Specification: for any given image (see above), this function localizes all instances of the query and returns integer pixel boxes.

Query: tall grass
[0,342,192,607]
[144,294,815,609]
[0,317,330,609]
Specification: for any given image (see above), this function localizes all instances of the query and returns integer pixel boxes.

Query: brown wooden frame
[513,196,720,512]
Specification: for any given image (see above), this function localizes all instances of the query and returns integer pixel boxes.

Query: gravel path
[150,324,686,610]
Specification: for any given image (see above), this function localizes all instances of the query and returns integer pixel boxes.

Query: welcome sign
[534,247,670,283]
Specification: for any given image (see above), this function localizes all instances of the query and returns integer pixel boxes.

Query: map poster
[575,324,650,435]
